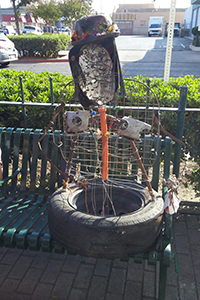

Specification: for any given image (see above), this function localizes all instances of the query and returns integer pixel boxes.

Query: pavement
[14,36,194,64]
[0,207,199,300]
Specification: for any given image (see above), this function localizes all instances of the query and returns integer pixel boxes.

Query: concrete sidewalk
[15,50,69,63]
[0,209,199,300]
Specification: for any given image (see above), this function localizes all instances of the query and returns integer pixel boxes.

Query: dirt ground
[177,160,200,204]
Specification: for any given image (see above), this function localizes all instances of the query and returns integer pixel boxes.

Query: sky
[1,0,192,14]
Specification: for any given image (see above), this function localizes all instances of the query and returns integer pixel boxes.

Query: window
[116,21,132,29]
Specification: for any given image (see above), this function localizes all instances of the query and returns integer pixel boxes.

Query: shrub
[9,34,71,58]
[192,26,199,36]
[0,69,74,129]
[192,26,200,47]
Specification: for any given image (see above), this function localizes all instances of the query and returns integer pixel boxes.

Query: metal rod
[173,86,187,177]
[129,140,153,199]
[98,106,108,181]
[65,135,78,181]
[49,77,54,115]
[19,76,27,128]
[49,77,55,129]
[0,101,198,112]
[146,79,150,122]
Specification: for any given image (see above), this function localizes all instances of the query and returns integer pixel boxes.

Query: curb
[189,44,200,52]
[13,57,69,63]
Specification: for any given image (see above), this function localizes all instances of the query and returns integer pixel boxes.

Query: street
[7,35,200,78]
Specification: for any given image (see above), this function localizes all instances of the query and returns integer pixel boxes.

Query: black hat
[72,15,119,45]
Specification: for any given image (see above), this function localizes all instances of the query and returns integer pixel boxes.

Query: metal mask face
[78,43,115,106]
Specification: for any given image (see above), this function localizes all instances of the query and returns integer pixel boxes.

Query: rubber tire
[48,185,164,259]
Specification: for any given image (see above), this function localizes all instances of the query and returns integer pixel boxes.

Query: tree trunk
[12,0,20,35]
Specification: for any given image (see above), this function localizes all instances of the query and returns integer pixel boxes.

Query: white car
[20,25,43,35]
[0,31,18,66]
[61,26,72,36]
[4,25,17,35]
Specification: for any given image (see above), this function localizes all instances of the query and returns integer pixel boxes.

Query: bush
[192,26,200,47]
[9,34,71,58]
[192,26,199,36]
[0,69,74,129]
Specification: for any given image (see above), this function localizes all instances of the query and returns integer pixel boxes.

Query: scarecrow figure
[69,15,125,108]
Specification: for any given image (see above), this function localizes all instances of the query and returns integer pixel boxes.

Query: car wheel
[1,62,10,67]
[48,182,164,259]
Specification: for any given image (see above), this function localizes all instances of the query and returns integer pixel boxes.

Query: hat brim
[71,31,120,47]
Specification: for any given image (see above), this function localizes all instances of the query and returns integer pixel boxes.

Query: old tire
[48,183,164,259]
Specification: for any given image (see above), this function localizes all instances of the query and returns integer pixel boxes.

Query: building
[1,7,44,32]
[112,3,186,35]
[183,1,200,37]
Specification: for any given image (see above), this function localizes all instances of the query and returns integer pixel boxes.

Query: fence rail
[1,101,200,111]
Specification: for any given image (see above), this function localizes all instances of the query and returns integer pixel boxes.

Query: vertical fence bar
[19,76,27,128]
[146,78,150,122]
[151,136,161,191]
[49,77,54,113]
[173,86,187,177]
[49,77,56,130]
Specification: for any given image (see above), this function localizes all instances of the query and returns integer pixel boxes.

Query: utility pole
[164,0,177,82]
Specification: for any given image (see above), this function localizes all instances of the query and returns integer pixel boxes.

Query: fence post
[146,78,150,122]
[49,77,54,113]
[173,86,187,177]
[49,77,55,129]
[19,76,27,128]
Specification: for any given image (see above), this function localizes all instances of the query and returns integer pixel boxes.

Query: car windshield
[24,26,35,30]
[150,24,160,28]
[0,34,7,41]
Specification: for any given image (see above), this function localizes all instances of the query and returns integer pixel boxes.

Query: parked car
[3,25,17,35]
[20,25,43,35]
[165,23,180,37]
[0,31,18,66]
[51,26,60,34]
[61,26,72,36]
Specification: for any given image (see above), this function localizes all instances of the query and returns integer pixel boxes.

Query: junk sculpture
[44,15,165,259]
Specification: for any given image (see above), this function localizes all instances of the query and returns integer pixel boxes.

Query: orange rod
[98,107,108,181]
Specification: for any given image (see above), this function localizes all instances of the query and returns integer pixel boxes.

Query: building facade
[183,1,200,37]
[1,7,44,32]
[112,3,186,36]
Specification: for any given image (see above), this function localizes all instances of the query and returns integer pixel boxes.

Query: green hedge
[9,34,71,58]
[0,70,200,177]
[0,69,74,129]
